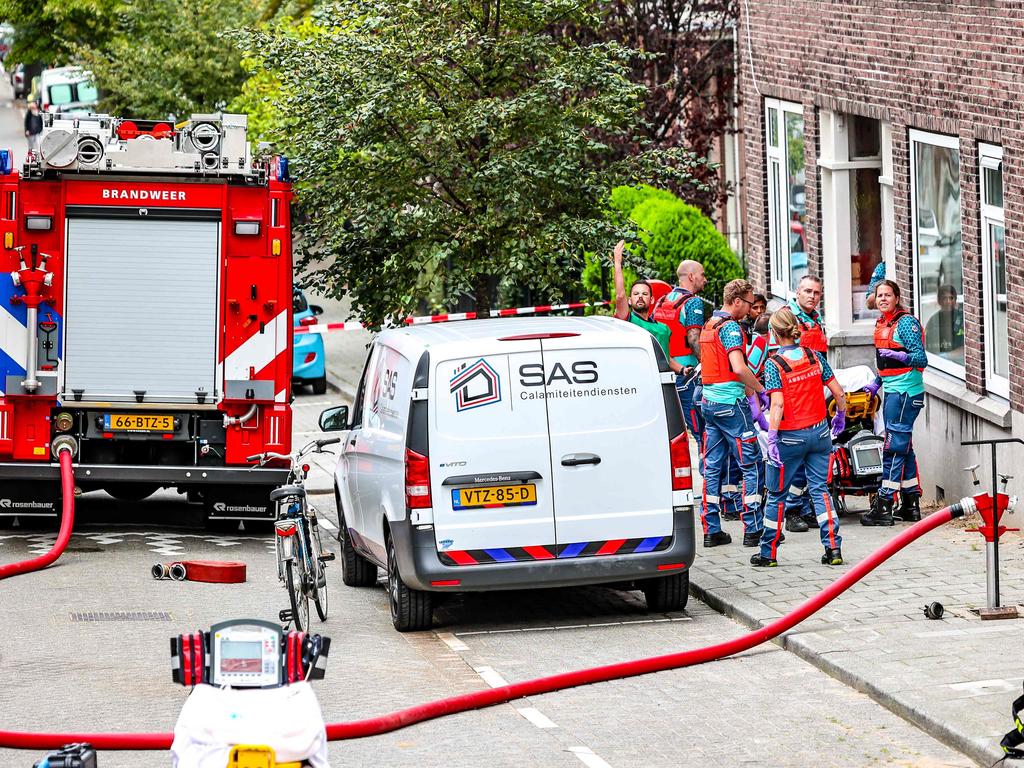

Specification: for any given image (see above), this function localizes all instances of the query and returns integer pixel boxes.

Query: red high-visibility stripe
[446,550,478,566]
[523,546,555,560]
[596,539,626,556]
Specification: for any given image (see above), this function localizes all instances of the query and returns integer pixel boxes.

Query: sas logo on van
[450,358,502,412]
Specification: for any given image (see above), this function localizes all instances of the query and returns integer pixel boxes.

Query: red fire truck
[0,112,294,523]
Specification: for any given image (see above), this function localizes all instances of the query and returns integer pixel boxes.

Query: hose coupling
[51,434,78,459]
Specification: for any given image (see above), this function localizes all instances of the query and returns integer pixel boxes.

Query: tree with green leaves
[583,184,742,306]
[233,0,710,326]
[0,0,117,65]
[76,0,266,119]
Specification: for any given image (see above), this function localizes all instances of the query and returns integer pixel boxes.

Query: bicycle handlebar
[246,439,340,466]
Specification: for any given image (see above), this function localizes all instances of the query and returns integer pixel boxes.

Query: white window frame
[909,129,964,379]
[980,142,1007,399]
[818,112,891,332]
[764,98,804,300]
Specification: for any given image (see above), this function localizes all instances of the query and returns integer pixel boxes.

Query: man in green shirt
[613,240,681,373]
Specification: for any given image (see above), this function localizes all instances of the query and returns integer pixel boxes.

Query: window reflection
[914,140,963,366]
[990,223,1007,379]
[785,112,806,292]
[851,167,882,321]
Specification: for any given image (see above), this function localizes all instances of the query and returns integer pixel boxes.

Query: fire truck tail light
[271,238,281,256]
[233,221,260,236]
[25,216,52,231]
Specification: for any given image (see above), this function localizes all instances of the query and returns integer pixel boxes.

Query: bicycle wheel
[310,520,329,621]
[285,558,309,632]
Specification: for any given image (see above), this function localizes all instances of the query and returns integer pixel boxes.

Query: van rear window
[48,83,73,105]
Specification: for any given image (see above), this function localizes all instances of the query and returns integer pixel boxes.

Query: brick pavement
[688,504,1024,766]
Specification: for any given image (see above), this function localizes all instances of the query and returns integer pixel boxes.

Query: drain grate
[70,611,172,622]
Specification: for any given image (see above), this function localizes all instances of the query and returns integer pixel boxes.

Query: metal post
[21,305,39,392]
[989,443,1000,609]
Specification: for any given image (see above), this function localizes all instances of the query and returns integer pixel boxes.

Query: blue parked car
[293,288,327,394]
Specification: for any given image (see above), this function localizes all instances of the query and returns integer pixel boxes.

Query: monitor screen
[220,639,262,673]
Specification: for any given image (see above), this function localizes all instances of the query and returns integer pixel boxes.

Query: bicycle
[248,438,340,632]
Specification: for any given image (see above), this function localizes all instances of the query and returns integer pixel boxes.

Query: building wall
[737,0,1023,518]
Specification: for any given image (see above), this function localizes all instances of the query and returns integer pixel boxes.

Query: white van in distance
[319,316,696,631]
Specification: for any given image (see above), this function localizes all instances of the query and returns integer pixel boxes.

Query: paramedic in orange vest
[780,275,828,534]
[860,279,928,526]
[698,279,766,548]
[752,307,848,567]
[653,259,707,441]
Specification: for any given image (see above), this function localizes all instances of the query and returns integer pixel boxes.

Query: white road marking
[473,665,509,688]
[317,517,336,532]
[569,746,612,768]
[516,707,558,729]
[437,632,469,652]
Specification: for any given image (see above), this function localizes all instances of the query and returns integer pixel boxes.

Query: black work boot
[821,547,844,566]
[894,494,921,523]
[721,508,740,521]
[742,530,762,547]
[785,514,809,533]
[861,496,895,526]
[703,530,732,548]
[750,553,777,567]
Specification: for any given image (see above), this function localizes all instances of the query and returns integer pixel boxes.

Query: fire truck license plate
[103,414,174,432]
[452,484,537,510]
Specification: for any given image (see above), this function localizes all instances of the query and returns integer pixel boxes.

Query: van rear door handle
[561,456,601,467]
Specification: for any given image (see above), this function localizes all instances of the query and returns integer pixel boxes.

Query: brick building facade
[737,1,1023,512]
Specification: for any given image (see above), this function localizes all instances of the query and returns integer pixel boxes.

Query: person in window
[861,280,928,526]
[865,261,886,310]
[924,284,964,362]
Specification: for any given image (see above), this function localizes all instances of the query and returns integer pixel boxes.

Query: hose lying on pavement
[0,498,973,750]
[0,447,75,581]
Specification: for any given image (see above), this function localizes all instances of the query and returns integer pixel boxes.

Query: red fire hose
[0,498,972,751]
[0,447,75,581]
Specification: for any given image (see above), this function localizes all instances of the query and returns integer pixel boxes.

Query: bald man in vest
[652,259,707,442]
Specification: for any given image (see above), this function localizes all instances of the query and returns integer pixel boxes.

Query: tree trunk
[473,272,492,317]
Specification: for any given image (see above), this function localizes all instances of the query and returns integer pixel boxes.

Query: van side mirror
[319,405,349,432]
[310,304,324,316]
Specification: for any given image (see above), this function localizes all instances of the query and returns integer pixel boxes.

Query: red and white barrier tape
[294,301,610,334]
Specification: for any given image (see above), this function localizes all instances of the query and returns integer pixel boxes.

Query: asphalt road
[0,397,976,768]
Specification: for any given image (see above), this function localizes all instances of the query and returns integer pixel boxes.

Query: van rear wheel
[339,510,377,587]
[386,535,433,632]
[642,571,689,612]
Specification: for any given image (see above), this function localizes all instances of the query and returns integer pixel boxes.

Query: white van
[38,66,98,116]
[319,316,696,631]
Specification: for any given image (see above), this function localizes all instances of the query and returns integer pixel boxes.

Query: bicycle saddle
[270,485,307,502]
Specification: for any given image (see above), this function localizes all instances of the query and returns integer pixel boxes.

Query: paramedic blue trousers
[760,421,841,559]
[879,391,924,501]
[701,399,763,536]
[783,466,814,521]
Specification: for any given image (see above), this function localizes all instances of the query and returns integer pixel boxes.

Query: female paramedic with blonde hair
[752,307,847,568]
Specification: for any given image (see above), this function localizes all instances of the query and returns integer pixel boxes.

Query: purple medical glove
[830,409,846,438]
[747,394,770,431]
[758,390,770,411]
[878,348,910,364]
[766,430,782,467]
[862,378,882,398]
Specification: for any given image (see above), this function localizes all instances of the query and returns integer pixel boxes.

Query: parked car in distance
[293,288,327,395]
[319,316,696,632]
[38,66,98,115]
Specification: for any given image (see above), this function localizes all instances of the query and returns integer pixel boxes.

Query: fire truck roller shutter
[63,215,220,403]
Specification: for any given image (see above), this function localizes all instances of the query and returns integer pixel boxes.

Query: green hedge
[585,184,743,309]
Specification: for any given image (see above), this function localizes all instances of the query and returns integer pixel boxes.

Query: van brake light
[405,448,432,509]
[298,316,317,327]
[669,432,692,491]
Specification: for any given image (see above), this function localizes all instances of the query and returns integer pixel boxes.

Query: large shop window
[910,130,963,377]
[848,116,883,322]
[980,143,1007,398]
[765,99,806,298]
